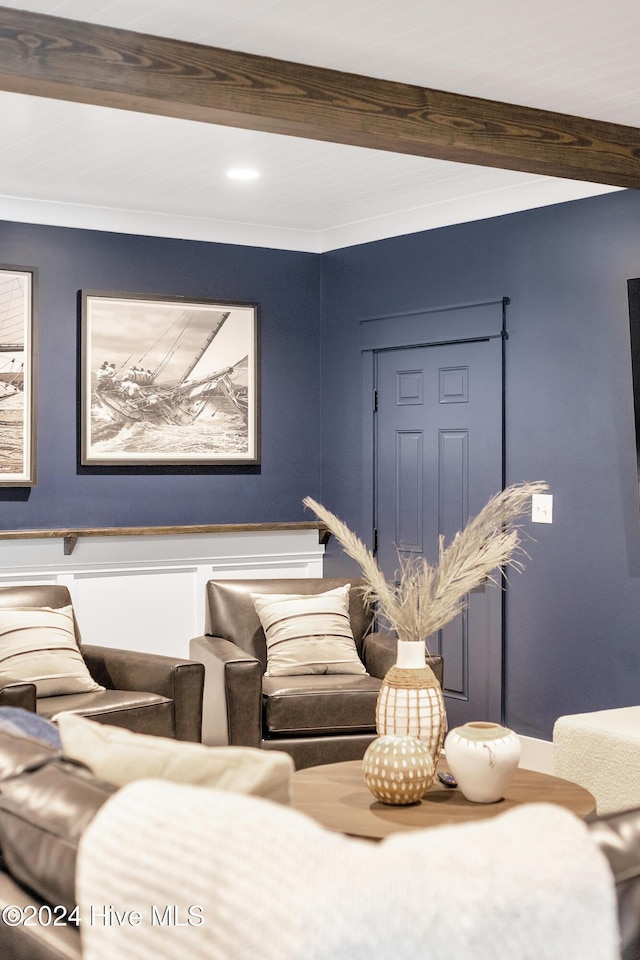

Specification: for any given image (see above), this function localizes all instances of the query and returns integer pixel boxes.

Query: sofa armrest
[82,645,204,742]
[0,677,37,712]
[361,631,397,679]
[190,635,262,749]
[362,632,444,686]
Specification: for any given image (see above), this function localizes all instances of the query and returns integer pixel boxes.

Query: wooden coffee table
[291,759,596,840]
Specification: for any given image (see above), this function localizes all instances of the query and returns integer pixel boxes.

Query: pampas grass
[304,481,547,650]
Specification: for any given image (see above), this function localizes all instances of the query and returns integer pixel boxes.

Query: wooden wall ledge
[0,522,330,556]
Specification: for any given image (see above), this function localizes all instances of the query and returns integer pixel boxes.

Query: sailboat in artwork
[0,358,22,403]
[93,309,249,427]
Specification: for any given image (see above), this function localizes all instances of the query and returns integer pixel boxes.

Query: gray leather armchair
[0,584,204,741]
[190,578,444,770]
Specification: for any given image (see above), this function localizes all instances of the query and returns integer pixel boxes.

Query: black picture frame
[0,265,36,487]
[628,278,640,513]
[80,290,260,466]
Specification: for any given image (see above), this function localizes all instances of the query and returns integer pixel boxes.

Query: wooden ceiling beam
[1,6,639,188]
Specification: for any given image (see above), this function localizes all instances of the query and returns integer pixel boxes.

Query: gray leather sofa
[0,729,638,960]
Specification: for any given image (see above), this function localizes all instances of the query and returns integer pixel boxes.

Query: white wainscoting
[0,529,325,660]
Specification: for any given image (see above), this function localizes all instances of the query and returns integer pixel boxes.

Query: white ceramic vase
[444,721,521,803]
[375,639,447,761]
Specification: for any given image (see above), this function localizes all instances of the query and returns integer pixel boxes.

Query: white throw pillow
[0,606,103,696]
[57,713,294,804]
[252,584,368,677]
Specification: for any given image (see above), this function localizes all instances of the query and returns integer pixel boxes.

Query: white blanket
[76,780,620,960]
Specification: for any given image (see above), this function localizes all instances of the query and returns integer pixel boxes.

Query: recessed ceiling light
[226,167,260,181]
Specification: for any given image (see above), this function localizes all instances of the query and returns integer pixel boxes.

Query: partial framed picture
[80,291,259,466]
[0,266,36,486]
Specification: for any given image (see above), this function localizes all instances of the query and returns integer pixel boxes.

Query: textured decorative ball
[363,735,435,805]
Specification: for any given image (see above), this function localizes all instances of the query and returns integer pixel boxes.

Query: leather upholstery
[82,645,205,741]
[205,577,376,667]
[262,674,381,735]
[193,578,444,769]
[0,733,115,914]
[37,689,175,737]
[0,870,82,960]
[0,677,36,712]
[261,733,379,768]
[0,732,111,960]
[0,585,204,742]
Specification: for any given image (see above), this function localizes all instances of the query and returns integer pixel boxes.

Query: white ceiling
[0,0,637,252]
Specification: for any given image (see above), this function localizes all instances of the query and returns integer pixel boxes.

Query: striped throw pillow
[0,606,104,696]
[252,585,368,677]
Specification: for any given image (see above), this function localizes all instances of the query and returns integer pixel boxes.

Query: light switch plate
[531,493,553,524]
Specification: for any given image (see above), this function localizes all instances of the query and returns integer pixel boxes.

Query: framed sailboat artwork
[0,265,36,486]
[80,291,260,466]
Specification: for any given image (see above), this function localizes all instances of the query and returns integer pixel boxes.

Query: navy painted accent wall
[0,220,322,527]
[320,189,640,739]
[3,188,640,739]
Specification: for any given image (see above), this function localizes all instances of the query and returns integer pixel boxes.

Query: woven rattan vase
[375,639,447,762]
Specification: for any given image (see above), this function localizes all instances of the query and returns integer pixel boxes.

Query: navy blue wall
[0,220,322,527]
[320,189,640,739]
[3,189,640,739]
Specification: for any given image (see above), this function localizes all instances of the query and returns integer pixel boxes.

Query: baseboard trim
[518,735,553,775]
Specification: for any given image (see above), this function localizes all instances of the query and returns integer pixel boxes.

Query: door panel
[396,430,423,551]
[374,337,503,726]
